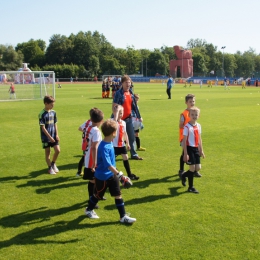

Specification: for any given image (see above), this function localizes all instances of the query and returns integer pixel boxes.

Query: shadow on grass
[0,202,87,228]
[0,216,118,248]
[14,163,87,193]
[130,175,175,189]
[104,185,185,211]
[0,162,79,184]
[17,177,88,194]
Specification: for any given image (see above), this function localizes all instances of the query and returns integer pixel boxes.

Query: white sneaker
[48,168,56,175]
[51,164,59,173]
[120,215,136,224]
[85,209,99,219]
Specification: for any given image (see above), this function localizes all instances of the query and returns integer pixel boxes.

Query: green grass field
[0,83,260,260]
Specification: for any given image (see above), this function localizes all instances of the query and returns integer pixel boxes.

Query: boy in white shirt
[113,105,139,180]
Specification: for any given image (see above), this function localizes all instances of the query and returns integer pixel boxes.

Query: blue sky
[1,0,259,54]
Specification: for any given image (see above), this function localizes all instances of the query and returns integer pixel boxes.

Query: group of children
[39,95,139,223]
[102,80,121,98]
[38,89,205,224]
[102,77,134,99]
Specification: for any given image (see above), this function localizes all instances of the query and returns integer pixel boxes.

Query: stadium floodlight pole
[142,59,143,76]
[146,59,147,77]
[221,46,226,77]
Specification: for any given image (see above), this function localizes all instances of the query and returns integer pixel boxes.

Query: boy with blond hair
[178,94,201,178]
[181,107,205,193]
[113,105,139,180]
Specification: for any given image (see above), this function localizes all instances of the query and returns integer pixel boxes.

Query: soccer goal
[0,71,55,101]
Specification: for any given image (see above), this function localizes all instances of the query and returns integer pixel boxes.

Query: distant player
[242,80,246,89]
[8,83,16,99]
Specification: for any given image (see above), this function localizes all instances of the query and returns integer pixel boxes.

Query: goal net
[0,71,55,101]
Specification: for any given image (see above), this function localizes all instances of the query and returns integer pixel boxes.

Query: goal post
[0,71,55,101]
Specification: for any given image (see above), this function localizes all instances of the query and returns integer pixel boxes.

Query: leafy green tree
[45,34,73,64]
[192,53,207,76]
[223,54,237,77]
[88,55,100,77]
[101,55,124,75]
[254,55,260,77]
[125,46,142,75]
[187,38,207,49]
[139,49,152,76]
[0,45,23,71]
[15,39,45,67]
[234,49,255,77]
[147,49,168,76]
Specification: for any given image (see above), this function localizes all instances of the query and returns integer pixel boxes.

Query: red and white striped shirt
[112,120,126,147]
[183,122,201,147]
[84,126,102,168]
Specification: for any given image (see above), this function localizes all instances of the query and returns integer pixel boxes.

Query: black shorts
[94,175,121,199]
[134,129,139,133]
[83,168,95,180]
[186,146,200,165]
[114,146,127,156]
[42,141,59,149]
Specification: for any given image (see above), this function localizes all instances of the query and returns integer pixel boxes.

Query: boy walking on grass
[113,105,139,180]
[181,107,205,193]
[39,96,60,175]
[178,94,202,178]
[82,108,104,207]
[76,107,97,177]
[85,119,136,224]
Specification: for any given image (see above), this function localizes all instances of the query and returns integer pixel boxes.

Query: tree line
[0,31,259,78]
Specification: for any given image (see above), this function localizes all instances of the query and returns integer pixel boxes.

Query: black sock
[135,136,140,149]
[87,196,99,211]
[115,198,126,218]
[187,170,194,188]
[77,155,84,173]
[123,160,132,177]
[88,182,95,199]
[180,154,184,171]
[51,161,55,165]
[182,171,188,178]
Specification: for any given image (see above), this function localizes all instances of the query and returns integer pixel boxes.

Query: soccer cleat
[181,174,186,186]
[137,147,146,151]
[85,209,99,219]
[131,155,143,160]
[194,172,202,177]
[129,174,139,180]
[51,164,59,173]
[187,187,199,194]
[120,215,136,224]
[76,172,83,177]
[48,167,56,175]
